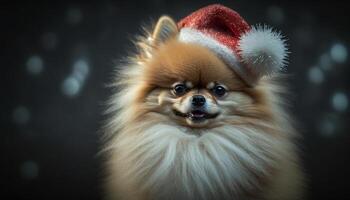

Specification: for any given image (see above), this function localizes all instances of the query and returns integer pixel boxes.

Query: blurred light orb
[20,161,39,180]
[42,32,58,50]
[319,53,332,71]
[308,66,324,84]
[331,92,348,112]
[73,59,90,82]
[26,55,43,75]
[66,7,83,25]
[62,76,81,97]
[266,6,284,25]
[12,106,30,125]
[330,43,348,63]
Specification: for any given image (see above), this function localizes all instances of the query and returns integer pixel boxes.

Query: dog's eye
[212,85,226,97]
[173,83,187,96]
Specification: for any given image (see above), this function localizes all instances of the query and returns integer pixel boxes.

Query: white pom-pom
[238,25,288,78]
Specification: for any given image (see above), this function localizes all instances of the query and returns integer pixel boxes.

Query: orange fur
[144,39,247,90]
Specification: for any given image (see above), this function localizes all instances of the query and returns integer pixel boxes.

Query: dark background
[2,0,350,199]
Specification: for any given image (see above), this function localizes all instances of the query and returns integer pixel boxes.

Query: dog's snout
[192,95,206,107]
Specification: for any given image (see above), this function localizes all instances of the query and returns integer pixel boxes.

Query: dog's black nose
[192,95,206,107]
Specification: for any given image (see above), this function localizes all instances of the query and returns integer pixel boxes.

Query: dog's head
[122,16,278,129]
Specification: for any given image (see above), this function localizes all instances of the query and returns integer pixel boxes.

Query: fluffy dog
[103,4,304,200]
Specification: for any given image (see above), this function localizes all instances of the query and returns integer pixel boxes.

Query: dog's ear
[152,16,178,45]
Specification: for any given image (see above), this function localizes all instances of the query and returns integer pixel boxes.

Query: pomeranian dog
[103,4,304,200]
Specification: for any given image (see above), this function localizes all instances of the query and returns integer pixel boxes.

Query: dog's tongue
[191,110,205,118]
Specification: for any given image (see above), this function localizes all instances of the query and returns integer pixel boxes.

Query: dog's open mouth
[173,109,219,122]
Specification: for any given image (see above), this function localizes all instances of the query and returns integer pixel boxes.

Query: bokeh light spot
[12,106,30,125]
[73,59,90,82]
[61,77,81,97]
[308,66,324,84]
[330,43,348,63]
[331,92,348,112]
[20,161,39,180]
[26,55,43,75]
[319,53,332,71]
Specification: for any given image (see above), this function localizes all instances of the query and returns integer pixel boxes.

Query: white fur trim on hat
[178,28,254,84]
[238,25,288,77]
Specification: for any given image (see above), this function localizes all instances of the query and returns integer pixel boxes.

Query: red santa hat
[177,4,288,85]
